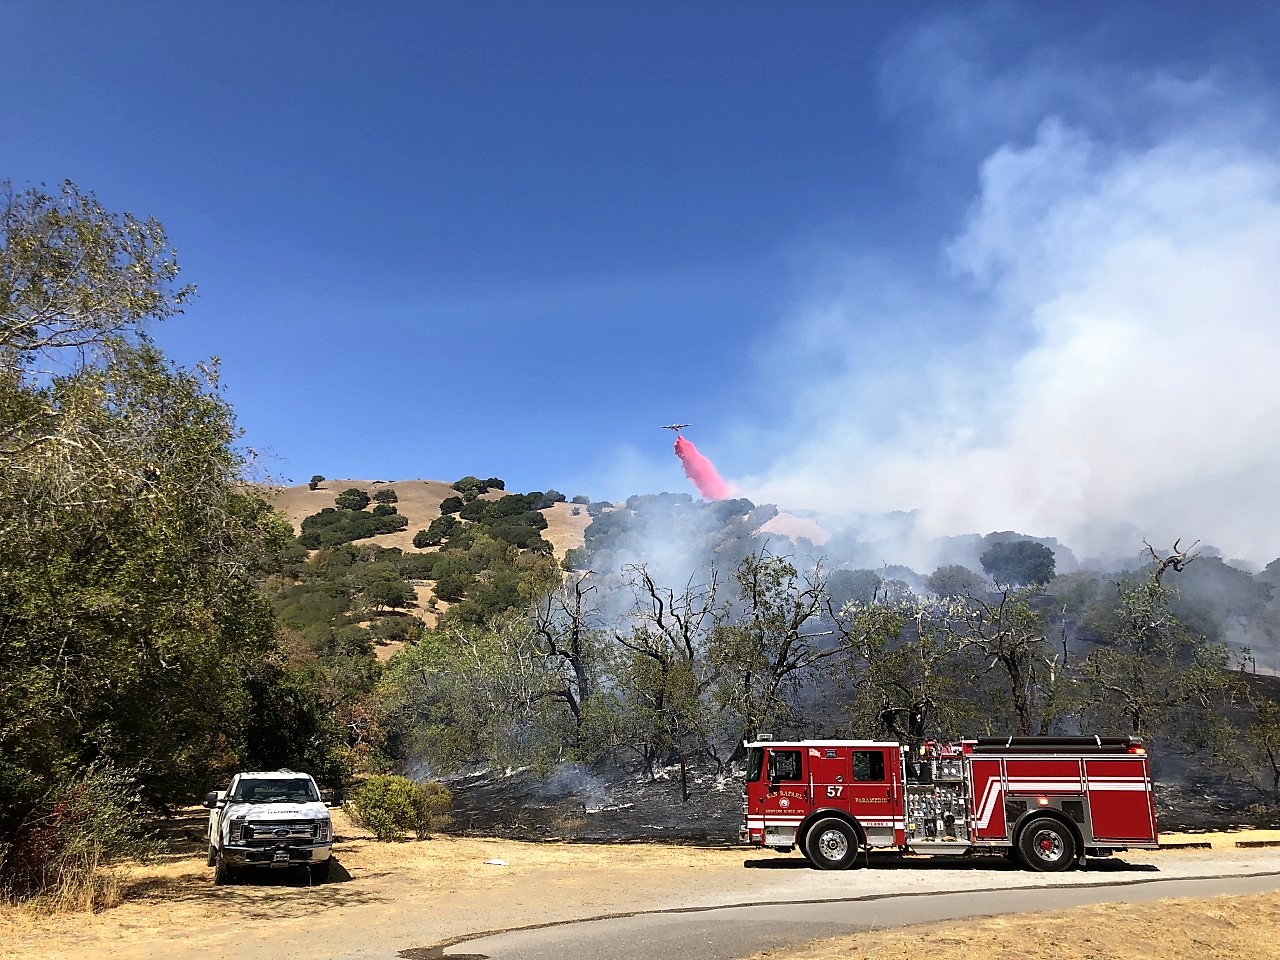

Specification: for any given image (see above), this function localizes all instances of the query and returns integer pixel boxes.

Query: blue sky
[5,3,1280,562]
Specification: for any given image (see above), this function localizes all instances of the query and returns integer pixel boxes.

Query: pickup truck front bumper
[221,842,332,868]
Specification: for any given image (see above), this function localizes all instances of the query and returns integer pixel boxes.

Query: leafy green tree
[363,575,416,613]
[371,503,398,517]
[711,552,833,753]
[1079,542,1237,744]
[0,179,192,360]
[926,564,990,599]
[439,496,464,515]
[309,475,325,491]
[435,571,472,602]
[458,499,487,521]
[379,616,574,772]
[420,514,460,546]
[979,539,1056,587]
[335,487,371,511]
[373,488,398,504]
[483,477,505,491]
[831,594,976,742]
[826,569,885,611]
[950,589,1055,735]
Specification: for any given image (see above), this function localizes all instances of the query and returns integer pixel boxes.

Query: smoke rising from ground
[742,34,1280,566]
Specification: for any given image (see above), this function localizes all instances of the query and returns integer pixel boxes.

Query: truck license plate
[273,850,289,863]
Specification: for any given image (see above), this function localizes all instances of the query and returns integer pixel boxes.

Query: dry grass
[539,500,595,559]
[750,891,1280,960]
[4,819,1280,960]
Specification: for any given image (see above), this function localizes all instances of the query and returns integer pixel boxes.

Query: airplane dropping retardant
[660,423,690,433]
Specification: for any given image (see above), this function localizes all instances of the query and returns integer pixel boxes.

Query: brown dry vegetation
[751,892,1280,960]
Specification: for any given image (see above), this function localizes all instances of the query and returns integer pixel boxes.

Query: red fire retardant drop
[673,435,731,501]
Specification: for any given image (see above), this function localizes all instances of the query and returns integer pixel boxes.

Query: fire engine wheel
[805,818,860,870]
[1017,817,1076,872]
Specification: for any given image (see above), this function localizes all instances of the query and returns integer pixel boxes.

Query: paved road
[423,869,1280,960]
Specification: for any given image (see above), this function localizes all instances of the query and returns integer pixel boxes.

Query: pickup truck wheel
[206,844,218,867]
[1017,817,1076,872]
[213,851,238,885]
[309,858,332,883]
[804,818,860,870]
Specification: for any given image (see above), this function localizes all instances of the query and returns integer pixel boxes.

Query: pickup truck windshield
[230,778,320,803]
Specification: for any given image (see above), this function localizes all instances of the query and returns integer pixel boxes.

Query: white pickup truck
[203,769,337,884]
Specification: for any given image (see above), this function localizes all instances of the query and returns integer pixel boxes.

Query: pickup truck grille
[238,820,322,845]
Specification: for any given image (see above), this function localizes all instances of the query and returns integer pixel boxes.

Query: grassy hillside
[267,479,595,557]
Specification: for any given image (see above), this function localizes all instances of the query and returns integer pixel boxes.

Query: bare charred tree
[612,565,724,799]
[529,572,603,743]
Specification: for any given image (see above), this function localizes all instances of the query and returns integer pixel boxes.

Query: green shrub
[1,763,156,908]
[345,775,452,841]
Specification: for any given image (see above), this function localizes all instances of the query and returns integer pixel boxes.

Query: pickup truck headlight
[229,817,247,842]
[319,819,332,842]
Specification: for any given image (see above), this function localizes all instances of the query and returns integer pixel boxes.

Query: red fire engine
[741,735,1157,871]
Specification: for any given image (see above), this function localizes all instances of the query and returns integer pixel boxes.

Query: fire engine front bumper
[741,824,794,847]
[221,843,332,868]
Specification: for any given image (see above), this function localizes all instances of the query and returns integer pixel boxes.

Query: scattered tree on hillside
[439,496,464,515]
[979,539,1056,587]
[926,564,991,599]
[309,474,325,491]
[373,488,398,504]
[335,487,371,511]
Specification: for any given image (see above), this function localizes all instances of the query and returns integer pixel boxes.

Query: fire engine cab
[741,736,1157,871]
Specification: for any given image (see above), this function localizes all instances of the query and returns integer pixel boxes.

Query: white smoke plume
[743,26,1280,567]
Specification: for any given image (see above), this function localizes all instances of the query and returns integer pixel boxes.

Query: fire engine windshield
[746,747,764,782]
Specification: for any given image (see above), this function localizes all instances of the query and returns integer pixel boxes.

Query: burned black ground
[445,759,1280,844]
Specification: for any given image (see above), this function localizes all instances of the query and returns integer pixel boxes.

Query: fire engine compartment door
[834,746,901,846]
[1085,758,1157,842]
